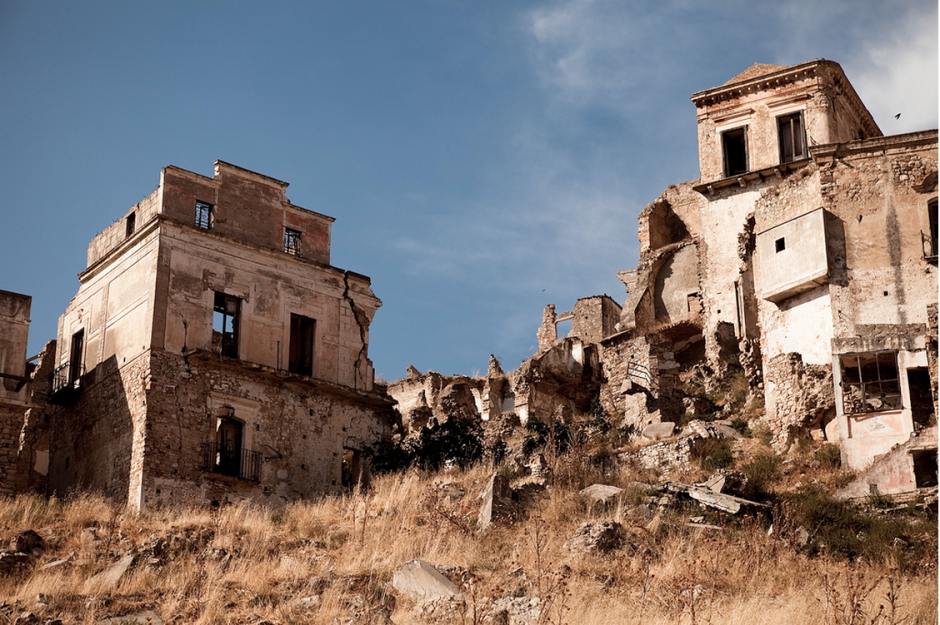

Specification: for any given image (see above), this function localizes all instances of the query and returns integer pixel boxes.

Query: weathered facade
[606,60,937,492]
[0,291,32,496]
[44,161,395,509]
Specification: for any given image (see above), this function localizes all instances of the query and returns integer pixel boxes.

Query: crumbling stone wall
[14,340,55,494]
[569,296,621,344]
[762,352,834,448]
[135,349,395,509]
[48,353,147,502]
[0,290,31,496]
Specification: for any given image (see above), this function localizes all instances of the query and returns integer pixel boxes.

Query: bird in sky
[895,113,901,119]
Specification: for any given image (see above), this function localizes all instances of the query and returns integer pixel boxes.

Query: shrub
[814,443,842,469]
[783,486,935,569]
[365,418,485,474]
[691,438,733,471]
[729,416,751,437]
[740,452,781,495]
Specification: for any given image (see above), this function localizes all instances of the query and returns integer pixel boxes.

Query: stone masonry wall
[138,349,395,509]
[762,352,835,448]
[48,352,149,501]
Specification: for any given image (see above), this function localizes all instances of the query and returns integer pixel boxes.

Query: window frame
[284,227,302,256]
[125,212,136,239]
[195,201,214,230]
[777,111,807,164]
[288,313,316,376]
[213,292,240,359]
[840,351,902,415]
[721,126,749,178]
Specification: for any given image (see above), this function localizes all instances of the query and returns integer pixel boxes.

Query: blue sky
[1,1,936,381]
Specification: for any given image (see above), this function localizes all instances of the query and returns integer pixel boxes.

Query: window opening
[284,228,302,256]
[342,447,369,489]
[215,415,243,477]
[213,293,240,359]
[722,126,748,177]
[775,237,786,253]
[927,199,938,258]
[907,367,936,429]
[288,313,316,376]
[840,351,902,414]
[777,112,807,163]
[195,201,213,230]
[912,449,938,488]
[68,329,84,388]
[125,212,136,238]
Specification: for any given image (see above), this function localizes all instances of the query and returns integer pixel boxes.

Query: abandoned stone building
[602,59,937,493]
[6,161,396,510]
[391,60,937,498]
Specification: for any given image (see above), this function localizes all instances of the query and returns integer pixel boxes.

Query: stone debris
[641,422,675,440]
[579,484,624,504]
[662,482,768,515]
[98,611,162,625]
[81,554,135,594]
[10,530,44,557]
[563,521,625,553]
[392,560,462,603]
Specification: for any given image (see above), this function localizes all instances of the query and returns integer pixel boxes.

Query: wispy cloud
[847,8,938,133]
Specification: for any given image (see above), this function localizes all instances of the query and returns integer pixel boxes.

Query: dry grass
[0,466,935,624]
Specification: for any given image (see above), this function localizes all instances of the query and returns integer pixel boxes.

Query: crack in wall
[342,271,369,391]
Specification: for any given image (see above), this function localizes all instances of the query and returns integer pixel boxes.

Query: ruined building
[12,161,395,509]
[392,60,937,498]
[604,60,937,492]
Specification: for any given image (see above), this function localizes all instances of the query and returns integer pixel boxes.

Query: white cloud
[848,9,938,133]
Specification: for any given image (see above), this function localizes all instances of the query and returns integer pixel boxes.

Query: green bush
[365,418,485,474]
[740,453,781,495]
[814,443,842,469]
[691,438,734,471]
[783,486,934,570]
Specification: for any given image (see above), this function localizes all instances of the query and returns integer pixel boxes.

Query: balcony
[202,443,262,482]
[48,362,84,405]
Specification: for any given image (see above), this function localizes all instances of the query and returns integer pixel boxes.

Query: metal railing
[202,443,262,482]
[49,362,84,404]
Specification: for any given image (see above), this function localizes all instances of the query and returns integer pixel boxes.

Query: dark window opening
[125,212,136,238]
[195,201,213,230]
[288,313,316,376]
[775,237,786,253]
[778,112,807,163]
[840,351,902,414]
[927,199,938,258]
[722,126,748,177]
[213,293,240,359]
[284,228,302,256]
[342,447,369,489]
[216,415,243,477]
[908,367,936,429]
[68,329,84,388]
[912,449,938,488]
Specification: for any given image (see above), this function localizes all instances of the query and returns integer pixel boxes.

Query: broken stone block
[477,473,507,530]
[392,560,462,603]
[81,554,134,594]
[98,611,163,625]
[641,422,675,440]
[0,551,31,574]
[579,484,624,504]
[563,521,625,554]
[10,530,44,557]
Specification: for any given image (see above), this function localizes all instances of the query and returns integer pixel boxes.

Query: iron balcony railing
[48,362,84,404]
[202,442,262,482]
